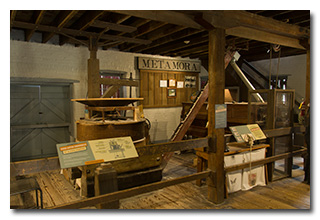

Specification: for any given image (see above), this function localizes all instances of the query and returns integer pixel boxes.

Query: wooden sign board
[56,136,138,169]
[138,57,201,73]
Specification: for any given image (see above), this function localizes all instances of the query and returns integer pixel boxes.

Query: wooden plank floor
[10,152,310,209]
[120,152,310,209]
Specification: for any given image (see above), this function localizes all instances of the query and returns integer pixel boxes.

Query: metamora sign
[138,57,201,72]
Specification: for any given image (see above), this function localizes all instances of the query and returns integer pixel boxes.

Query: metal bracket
[207,136,217,153]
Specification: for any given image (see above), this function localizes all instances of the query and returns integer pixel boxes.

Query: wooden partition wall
[139,70,199,108]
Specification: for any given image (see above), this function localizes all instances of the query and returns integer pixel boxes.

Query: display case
[248,89,295,181]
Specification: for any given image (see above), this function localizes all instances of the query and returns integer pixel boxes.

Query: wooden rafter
[155,33,208,55]
[109,10,202,29]
[10,10,310,60]
[117,21,167,51]
[59,10,104,45]
[136,29,203,54]
[10,10,17,31]
[71,10,104,31]
[42,10,78,43]
[201,10,310,39]
[90,20,137,33]
[12,21,152,45]
[25,10,45,41]
[101,17,151,50]
[226,26,305,49]
[127,25,186,52]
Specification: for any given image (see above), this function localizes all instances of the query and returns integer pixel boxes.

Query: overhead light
[184,40,190,44]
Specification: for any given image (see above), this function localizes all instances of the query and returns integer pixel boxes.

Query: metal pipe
[230,58,265,103]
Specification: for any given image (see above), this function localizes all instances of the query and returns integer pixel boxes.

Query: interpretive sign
[229,124,266,143]
[56,136,138,169]
[215,104,227,129]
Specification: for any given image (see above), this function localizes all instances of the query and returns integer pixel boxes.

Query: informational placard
[215,104,227,129]
[56,136,138,169]
[177,81,184,88]
[160,80,167,88]
[229,124,266,143]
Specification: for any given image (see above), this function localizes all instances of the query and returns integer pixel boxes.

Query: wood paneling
[139,70,199,108]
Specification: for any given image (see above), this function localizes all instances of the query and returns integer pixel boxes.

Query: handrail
[48,170,211,209]
[10,137,209,176]
[225,147,307,173]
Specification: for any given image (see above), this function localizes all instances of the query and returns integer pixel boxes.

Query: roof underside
[10,10,310,62]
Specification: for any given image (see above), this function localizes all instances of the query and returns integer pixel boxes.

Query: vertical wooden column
[94,163,119,209]
[305,46,310,105]
[88,37,100,98]
[207,28,225,204]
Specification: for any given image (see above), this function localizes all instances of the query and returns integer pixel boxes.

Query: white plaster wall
[249,54,307,102]
[10,40,89,140]
[10,40,204,142]
[144,107,182,143]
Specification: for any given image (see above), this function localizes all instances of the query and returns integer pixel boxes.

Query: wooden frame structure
[10,128,306,209]
[44,134,305,209]
[10,10,310,208]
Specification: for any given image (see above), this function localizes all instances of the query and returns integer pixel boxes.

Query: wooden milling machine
[62,97,163,204]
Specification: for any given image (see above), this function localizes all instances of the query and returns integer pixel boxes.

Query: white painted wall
[10,40,204,142]
[248,54,307,102]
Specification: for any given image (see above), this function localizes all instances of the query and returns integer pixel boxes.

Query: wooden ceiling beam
[120,24,177,52]
[108,10,202,29]
[118,21,167,51]
[157,34,208,55]
[42,10,78,43]
[129,26,187,52]
[59,10,104,46]
[90,20,137,33]
[25,10,45,41]
[226,26,306,50]
[12,21,151,45]
[202,10,310,39]
[172,44,208,57]
[10,10,17,31]
[137,29,203,54]
[101,18,150,50]
[71,10,104,31]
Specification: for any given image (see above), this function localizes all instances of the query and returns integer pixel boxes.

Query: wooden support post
[305,46,310,106]
[266,90,275,182]
[94,163,119,209]
[88,37,100,98]
[80,165,97,198]
[196,157,204,186]
[207,28,225,204]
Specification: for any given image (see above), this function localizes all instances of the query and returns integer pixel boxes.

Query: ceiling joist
[201,10,310,39]
[12,21,152,45]
[42,10,78,43]
[10,10,310,62]
[108,10,203,29]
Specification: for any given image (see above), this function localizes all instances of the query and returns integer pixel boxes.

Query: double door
[10,84,71,162]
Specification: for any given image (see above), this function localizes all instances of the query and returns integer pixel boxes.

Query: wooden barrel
[76,119,146,142]
[76,118,161,174]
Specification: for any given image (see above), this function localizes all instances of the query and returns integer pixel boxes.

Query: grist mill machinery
[62,98,162,201]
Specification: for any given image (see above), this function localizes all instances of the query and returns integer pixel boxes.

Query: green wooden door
[10,84,71,162]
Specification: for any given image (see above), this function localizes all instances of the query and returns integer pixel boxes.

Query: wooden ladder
[161,49,236,167]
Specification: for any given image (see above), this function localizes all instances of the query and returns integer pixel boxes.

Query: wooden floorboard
[10,151,310,209]
[120,152,310,209]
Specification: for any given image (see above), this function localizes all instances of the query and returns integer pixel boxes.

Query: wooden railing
[11,126,307,209]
